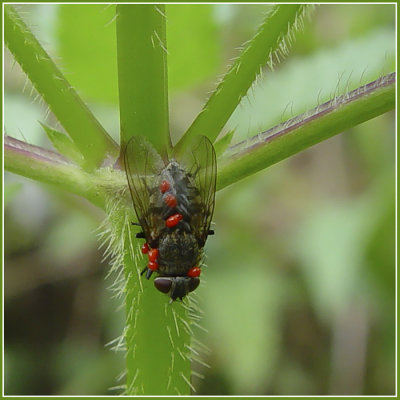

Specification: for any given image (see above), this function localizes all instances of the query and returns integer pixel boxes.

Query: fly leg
[130,221,146,238]
[140,267,154,280]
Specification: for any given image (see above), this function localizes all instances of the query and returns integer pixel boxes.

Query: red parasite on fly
[124,136,217,301]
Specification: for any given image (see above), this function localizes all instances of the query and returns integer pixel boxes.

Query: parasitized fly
[124,136,217,301]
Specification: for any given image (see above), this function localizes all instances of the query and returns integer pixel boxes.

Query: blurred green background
[4,4,395,395]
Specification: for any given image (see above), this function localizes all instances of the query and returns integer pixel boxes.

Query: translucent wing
[179,136,217,247]
[124,136,165,243]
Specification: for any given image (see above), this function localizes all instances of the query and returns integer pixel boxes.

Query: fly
[124,136,217,301]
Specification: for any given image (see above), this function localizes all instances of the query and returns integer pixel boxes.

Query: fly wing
[179,136,217,247]
[124,136,165,243]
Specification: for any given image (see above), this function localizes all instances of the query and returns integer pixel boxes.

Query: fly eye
[188,278,200,293]
[154,277,173,294]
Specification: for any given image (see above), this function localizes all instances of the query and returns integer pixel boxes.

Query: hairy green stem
[217,73,396,190]
[4,5,118,170]
[4,136,106,208]
[175,4,307,153]
[115,5,190,395]
[116,5,171,157]
[123,244,193,395]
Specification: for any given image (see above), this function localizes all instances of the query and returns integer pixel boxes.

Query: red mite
[187,266,201,277]
[159,180,170,193]
[124,136,216,301]
[148,248,159,262]
[164,193,177,208]
[165,213,183,228]
[148,261,158,271]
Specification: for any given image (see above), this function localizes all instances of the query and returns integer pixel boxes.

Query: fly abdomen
[157,230,200,276]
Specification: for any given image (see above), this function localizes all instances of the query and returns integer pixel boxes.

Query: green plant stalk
[4,136,106,208]
[123,242,192,395]
[115,4,189,394]
[217,73,396,190]
[101,201,194,395]
[116,5,171,157]
[4,5,118,171]
[175,4,306,154]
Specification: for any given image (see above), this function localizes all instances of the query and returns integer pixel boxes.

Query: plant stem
[217,73,396,190]
[115,5,190,395]
[123,244,193,395]
[116,4,171,157]
[4,136,106,208]
[175,4,307,154]
[4,5,118,171]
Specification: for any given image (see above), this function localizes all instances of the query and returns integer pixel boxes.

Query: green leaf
[40,122,85,166]
[57,4,118,104]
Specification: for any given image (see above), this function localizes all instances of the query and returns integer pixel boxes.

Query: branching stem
[217,73,395,190]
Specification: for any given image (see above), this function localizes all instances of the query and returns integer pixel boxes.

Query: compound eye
[154,277,173,294]
[188,278,200,293]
